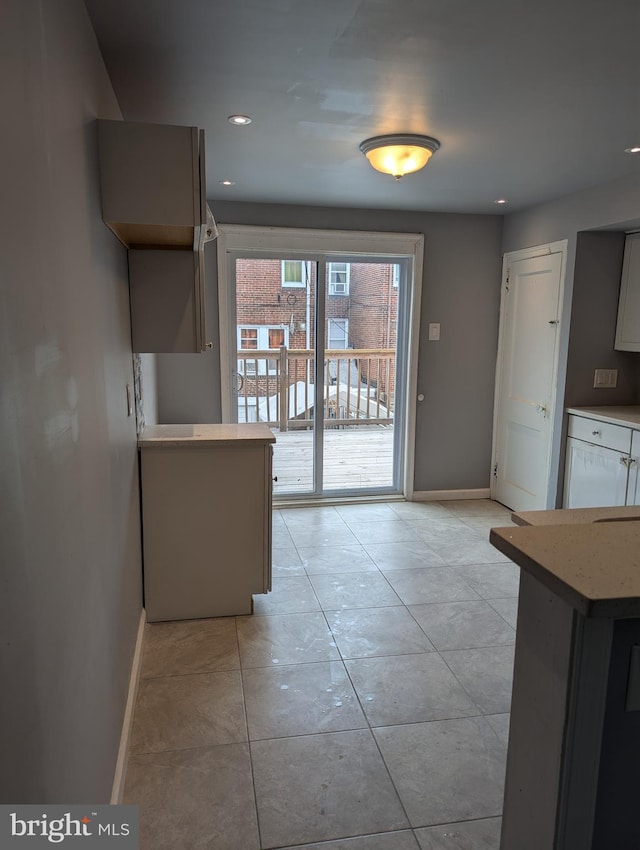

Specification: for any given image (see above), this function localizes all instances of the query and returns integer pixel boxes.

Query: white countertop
[513,505,640,527]
[490,521,640,618]
[138,423,276,448]
[566,405,640,429]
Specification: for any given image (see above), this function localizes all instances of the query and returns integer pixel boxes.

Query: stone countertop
[138,423,276,448]
[512,505,640,527]
[490,521,640,619]
[566,405,640,429]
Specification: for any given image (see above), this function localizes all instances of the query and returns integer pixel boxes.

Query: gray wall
[156,241,221,423]
[503,173,640,406]
[0,0,143,802]
[502,174,640,502]
[156,201,504,492]
[567,231,639,407]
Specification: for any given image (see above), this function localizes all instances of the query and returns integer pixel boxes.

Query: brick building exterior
[235,258,398,414]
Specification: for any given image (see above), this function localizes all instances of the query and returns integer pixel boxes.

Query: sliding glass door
[227,251,409,500]
[217,226,423,501]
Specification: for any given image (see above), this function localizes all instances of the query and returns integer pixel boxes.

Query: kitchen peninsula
[490,513,640,850]
[138,424,275,621]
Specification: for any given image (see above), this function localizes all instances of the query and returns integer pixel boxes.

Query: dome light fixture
[494,198,509,205]
[228,114,252,126]
[359,133,440,179]
[624,145,640,154]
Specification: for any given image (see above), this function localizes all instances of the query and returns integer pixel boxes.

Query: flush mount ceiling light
[359,134,440,179]
[219,180,236,186]
[625,145,640,154]
[494,198,509,205]
[228,114,252,125]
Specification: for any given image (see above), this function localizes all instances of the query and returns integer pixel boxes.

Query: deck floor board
[272,425,395,494]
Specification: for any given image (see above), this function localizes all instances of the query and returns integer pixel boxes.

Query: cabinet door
[98,120,201,248]
[141,442,272,621]
[129,249,205,353]
[615,232,640,352]
[564,438,628,508]
[626,431,640,505]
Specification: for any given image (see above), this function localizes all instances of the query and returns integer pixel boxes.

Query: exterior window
[237,325,289,375]
[239,327,258,350]
[328,262,350,295]
[327,318,349,350]
[392,264,400,288]
[282,260,306,288]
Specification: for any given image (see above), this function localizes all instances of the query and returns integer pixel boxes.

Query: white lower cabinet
[564,413,639,508]
[138,425,274,621]
[564,438,629,508]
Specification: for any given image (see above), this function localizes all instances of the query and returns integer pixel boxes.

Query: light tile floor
[124,499,519,850]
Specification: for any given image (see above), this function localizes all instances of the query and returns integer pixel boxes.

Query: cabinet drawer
[567,415,632,453]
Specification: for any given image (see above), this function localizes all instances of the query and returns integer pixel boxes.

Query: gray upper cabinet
[97,120,215,353]
[97,119,211,249]
[615,232,640,352]
[128,249,206,354]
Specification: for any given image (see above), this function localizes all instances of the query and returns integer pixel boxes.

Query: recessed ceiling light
[624,146,640,154]
[228,114,252,125]
[219,180,236,186]
[494,198,509,205]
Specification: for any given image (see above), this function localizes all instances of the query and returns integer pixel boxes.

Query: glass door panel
[234,257,317,496]
[322,260,402,494]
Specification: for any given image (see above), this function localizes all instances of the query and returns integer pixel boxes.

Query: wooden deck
[271,424,396,495]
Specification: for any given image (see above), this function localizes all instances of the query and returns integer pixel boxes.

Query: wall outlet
[593,369,618,388]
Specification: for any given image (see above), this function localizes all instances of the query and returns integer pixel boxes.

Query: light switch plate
[593,368,618,388]
[428,323,440,341]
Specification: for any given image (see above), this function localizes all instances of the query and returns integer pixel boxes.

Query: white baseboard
[111,608,146,804]
[412,488,492,502]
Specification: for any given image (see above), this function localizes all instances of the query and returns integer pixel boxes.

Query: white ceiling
[85,0,640,214]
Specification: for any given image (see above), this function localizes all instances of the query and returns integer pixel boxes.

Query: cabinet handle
[592,430,601,436]
[620,456,630,468]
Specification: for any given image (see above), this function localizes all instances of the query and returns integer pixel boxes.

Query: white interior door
[492,250,564,511]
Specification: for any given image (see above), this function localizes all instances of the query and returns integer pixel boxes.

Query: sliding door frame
[216,224,424,499]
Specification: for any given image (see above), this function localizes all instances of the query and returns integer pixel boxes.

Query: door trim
[216,224,424,498]
[490,240,568,509]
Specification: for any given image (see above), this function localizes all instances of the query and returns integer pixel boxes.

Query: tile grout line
[235,613,265,850]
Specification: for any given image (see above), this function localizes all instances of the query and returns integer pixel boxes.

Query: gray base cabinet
[138,425,274,621]
[492,518,640,850]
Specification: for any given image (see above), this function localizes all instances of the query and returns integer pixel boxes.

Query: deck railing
[236,346,395,430]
